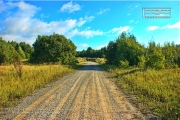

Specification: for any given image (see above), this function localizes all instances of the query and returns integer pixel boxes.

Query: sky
[0,0,179,51]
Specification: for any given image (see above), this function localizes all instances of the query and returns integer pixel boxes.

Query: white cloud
[67,29,103,38]
[79,43,89,48]
[96,45,106,50]
[128,4,140,10]
[127,4,139,16]
[97,8,110,15]
[77,16,94,26]
[0,1,99,45]
[147,22,180,31]
[162,21,180,29]
[60,1,81,13]
[110,26,131,34]
[147,26,159,31]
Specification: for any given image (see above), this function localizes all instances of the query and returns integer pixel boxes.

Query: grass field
[102,65,180,120]
[0,64,74,108]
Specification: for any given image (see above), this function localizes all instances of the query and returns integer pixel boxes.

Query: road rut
[2,62,145,120]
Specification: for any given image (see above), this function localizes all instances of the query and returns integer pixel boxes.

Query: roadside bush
[119,60,129,68]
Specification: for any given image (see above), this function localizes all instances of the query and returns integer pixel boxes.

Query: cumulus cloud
[147,26,159,31]
[0,1,101,45]
[110,26,131,34]
[60,1,81,13]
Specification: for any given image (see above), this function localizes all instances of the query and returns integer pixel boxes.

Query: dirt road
[2,62,145,119]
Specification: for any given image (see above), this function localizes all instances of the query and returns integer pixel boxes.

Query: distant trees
[8,41,33,59]
[0,32,179,69]
[19,42,33,59]
[30,33,77,64]
[77,47,105,58]
[0,37,20,64]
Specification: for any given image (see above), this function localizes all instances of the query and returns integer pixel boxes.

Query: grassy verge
[102,64,180,120]
[0,64,74,108]
[95,58,106,64]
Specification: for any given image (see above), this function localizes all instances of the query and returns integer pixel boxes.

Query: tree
[162,42,178,68]
[146,42,165,69]
[116,32,145,66]
[175,44,180,67]
[77,47,105,58]
[19,42,33,59]
[16,45,26,59]
[105,32,145,66]
[30,33,76,64]
[105,41,117,64]
[0,37,20,64]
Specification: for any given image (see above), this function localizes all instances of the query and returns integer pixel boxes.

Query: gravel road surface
[2,62,145,120]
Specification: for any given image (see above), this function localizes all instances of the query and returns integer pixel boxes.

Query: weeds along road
[2,62,145,120]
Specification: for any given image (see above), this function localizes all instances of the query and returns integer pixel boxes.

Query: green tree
[105,41,117,64]
[0,37,20,64]
[146,42,165,69]
[16,45,26,59]
[175,44,180,67]
[19,42,33,59]
[30,33,76,64]
[108,32,145,66]
[77,47,105,58]
[162,42,178,68]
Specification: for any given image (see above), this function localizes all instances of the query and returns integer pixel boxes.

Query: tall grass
[95,58,106,64]
[0,64,74,108]
[103,65,180,120]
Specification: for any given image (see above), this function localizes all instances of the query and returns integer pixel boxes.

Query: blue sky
[0,0,179,51]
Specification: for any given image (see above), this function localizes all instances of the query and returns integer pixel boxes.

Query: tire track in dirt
[12,71,84,120]
[2,62,145,120]
[69,71,93,119]
[96,69,144,119]
[48,71,85,119]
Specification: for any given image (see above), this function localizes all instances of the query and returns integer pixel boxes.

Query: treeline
[0,38,33,64]
[77,32,180,69]
[77,47,105,58]
[104,32,180,69]
[1,32,180,68]
[0,33,76,65]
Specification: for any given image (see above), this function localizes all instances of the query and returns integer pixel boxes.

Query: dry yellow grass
[0,64,74,108]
